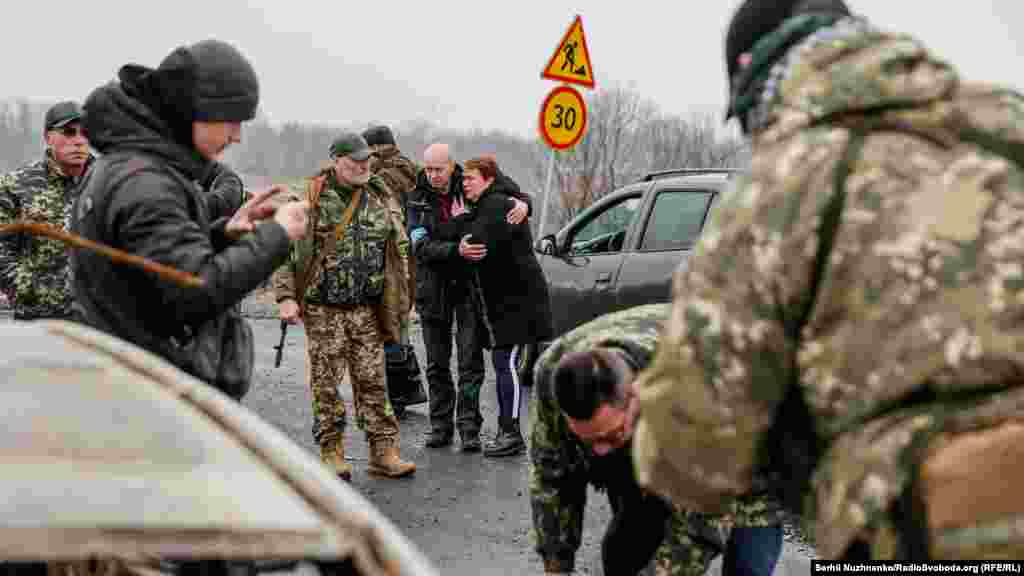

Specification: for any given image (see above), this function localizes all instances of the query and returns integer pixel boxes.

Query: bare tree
[533,84,658,234]
[641,112,746,171]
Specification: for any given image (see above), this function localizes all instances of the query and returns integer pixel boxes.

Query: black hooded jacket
[459,178,552,347]
[70,72,290,380]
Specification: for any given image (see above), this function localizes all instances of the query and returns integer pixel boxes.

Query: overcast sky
[3,1,1021,140]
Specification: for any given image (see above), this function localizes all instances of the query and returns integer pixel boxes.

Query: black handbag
[386,344,428,409]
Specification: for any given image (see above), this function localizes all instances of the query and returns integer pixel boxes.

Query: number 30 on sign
[539,85,587,151]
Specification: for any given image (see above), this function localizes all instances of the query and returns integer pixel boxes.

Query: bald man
[408,143,532,451]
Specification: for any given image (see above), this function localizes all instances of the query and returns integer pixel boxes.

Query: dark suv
[535,168,737,339]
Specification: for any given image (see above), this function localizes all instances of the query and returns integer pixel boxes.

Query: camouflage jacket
[530,304,775,572]
[273,171,408,308]
[370,145,418,224]
[633,17,1024,559]
[0,152,93,319]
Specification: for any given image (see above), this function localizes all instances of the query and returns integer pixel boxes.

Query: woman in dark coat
[455,156,553,457]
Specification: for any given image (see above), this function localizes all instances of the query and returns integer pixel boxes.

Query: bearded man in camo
[274,132,416,482]
[632,0,1024,561]
[0,101,94,320]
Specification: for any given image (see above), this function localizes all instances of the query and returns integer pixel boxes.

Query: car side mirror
[536,234,557,256]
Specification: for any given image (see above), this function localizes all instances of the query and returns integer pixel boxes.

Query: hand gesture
[507,198,528,225]
[458,234,487,261]
[451,196,469,218]
[274,200,310,242]
[225,185,285,240]
[279,298,302,324]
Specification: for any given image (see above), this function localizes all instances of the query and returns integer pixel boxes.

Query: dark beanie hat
[724,0,851,96]
[183,39,259,123]
[362,125,396,147]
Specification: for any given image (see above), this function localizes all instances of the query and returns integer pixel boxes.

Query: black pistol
[274,319,287,368]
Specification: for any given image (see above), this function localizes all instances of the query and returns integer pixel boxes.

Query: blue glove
[410,227,429,244]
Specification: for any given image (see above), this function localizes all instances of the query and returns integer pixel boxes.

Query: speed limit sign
[539,85,587,151]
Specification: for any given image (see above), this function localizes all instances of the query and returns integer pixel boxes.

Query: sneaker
[483,431,525,458]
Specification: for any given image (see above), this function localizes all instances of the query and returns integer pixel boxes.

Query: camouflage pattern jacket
[530,304,755,573]
[274,171,408,308]
[633,16,1024,559]
[370,144,418,223]
[0,152,93,319]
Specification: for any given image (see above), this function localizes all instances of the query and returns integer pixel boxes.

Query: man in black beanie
[70,39,309,399]
[633,0,1024,561]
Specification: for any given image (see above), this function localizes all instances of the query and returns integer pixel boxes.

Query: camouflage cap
[44,101,83,132]
[330,132,373,161]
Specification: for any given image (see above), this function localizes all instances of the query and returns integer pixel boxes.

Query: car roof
[0,320,438,576]
[641,168,738,188]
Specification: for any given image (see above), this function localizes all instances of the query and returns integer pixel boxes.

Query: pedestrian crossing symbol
[541,15,595,89]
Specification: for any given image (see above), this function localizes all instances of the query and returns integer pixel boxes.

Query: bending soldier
[531,304,782,575]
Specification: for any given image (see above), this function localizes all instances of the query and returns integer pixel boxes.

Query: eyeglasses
[52,125,86,138]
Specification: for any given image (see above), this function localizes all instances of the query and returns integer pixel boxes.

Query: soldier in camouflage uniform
[530,304,782,575]
[0,101,93,320]
[632,0,1024,560]
[274,132,416,481]
[363,125,427,414]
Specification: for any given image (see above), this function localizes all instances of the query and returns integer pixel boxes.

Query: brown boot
[320,437,353,482]
[367,438,416,478]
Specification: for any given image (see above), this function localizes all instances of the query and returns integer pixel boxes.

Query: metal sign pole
[538,149,556,239]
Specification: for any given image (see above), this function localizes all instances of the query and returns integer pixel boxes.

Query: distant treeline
[1,86,748,230]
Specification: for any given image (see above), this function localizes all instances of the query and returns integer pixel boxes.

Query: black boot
[484,418,525,458]
[460,430,481,453]
[424,428,453,448]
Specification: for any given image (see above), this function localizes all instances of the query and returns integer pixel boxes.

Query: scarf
[727,13,844,131]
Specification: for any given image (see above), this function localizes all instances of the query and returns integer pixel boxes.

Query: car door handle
[596,272,612,283]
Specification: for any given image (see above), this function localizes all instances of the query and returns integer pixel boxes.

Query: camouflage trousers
[304,303,399,446]
[645,497,781,576]
[643,510,723,576]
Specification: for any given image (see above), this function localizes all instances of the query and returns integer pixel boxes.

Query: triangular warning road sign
[541,15,595,89]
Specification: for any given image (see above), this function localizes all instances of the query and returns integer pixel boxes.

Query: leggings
[491,344,524,427]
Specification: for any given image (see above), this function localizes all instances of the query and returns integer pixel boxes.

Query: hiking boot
[424,428,453,448]
[460,432,481,453]
[368,439,417,478]
[484,430,525,458]
[319,437,353,482]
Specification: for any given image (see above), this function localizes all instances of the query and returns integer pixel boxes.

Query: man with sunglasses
[0,101,94,320]
[529,303,783,575]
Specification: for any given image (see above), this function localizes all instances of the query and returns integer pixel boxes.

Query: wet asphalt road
[240,306,815,575]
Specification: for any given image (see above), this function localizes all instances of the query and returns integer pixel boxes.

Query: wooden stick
[0,222,205,289]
